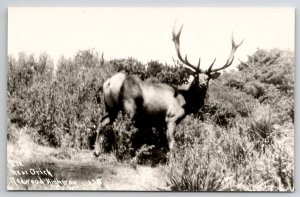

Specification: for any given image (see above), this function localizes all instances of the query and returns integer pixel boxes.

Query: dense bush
[7,50,189,150]
[167,48,294,191]
[8,50,107,148]
[168,108,293,191]
[7,48,294,191]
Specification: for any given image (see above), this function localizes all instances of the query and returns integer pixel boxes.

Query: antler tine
[232,32,244,48]
[206,33,243,73]
[172,24,201,72]
[206,58,216,74]
[184,55,198,70]
[197,58,201,71]
[172,24,183,42]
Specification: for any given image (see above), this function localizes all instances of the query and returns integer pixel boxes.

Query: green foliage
[113,114,137,160]
[237,49,294,121]
[168,113,293,191]
[149,60,189,85]
[100,113,168,166]
[7,48,294,191]
[168,116,226,191]
[167,49,294,191]
[8,50,107,148]
[7,50,188,149]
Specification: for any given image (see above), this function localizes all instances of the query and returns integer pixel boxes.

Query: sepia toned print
[7,7,294,191]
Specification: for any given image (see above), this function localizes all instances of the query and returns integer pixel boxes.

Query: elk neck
[176,75,208,114]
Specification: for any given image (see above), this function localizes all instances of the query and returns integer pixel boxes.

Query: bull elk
[94,25,243,157]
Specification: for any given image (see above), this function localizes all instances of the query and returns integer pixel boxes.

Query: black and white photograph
[7,7,294,191]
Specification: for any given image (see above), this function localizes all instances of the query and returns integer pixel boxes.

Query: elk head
[172,24,243,93]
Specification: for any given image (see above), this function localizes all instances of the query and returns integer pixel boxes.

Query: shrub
[247,105,276,153]
[168,116,227,191]
[7,48,294,191]
[168,113,294,191]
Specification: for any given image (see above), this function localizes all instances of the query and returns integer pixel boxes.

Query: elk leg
[166,121,176,151]
[166,108,185,151]
[94,112,117,157]
[97,111,118,133]
[99,114,111,128]
[123,99,137,120]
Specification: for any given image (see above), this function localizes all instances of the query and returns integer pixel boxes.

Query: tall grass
[168,112,293,191]
[7,48,294,191]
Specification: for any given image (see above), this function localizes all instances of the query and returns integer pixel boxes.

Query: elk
[93,25,243,157]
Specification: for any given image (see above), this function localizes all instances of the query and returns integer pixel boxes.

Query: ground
[7,130,169,191]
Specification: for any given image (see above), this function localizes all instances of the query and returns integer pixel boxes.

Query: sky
[8,7,295,69]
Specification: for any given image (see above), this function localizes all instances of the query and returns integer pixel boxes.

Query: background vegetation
[7,48,294,191]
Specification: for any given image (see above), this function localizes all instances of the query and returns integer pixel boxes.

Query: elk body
[94,25,243,157]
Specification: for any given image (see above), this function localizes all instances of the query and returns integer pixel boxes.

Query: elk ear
[210,72,221,80]
[184,67,195,75]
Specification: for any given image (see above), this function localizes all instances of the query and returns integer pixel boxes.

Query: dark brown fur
[94,72,208,156]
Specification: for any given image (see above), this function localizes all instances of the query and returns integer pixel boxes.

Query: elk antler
[205,33,243,74]
[172,24,201,73]
[172,24,243,76]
